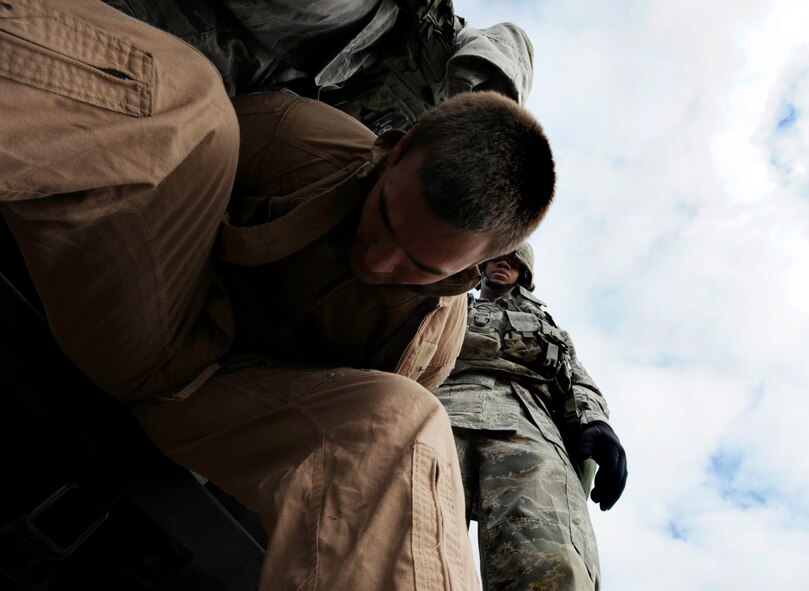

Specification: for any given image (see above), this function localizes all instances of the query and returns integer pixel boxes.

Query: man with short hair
[0,1,557,588]
[435,244,628,590]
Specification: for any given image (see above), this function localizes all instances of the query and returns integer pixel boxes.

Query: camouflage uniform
[435,285,609,590]
[102,0,533,133]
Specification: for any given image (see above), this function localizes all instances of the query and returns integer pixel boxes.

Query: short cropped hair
[403,91,555,255]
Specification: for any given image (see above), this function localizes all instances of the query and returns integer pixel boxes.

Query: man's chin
[355,272,389,285]
[483,279,517,295]
[488,273,511,284]
[352,267,430,286]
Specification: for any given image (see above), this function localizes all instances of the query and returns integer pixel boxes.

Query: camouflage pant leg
[453,414,600,590]
[453,428,481,525]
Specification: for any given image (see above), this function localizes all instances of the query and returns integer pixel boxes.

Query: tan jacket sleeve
[218,91,379,266]
[398,294,468,393]
[230,91,376,215]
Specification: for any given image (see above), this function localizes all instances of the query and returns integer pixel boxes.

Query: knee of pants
[481,519,597,591]
[313,370,456,457]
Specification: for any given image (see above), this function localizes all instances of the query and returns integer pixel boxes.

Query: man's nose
[364,242,404,273]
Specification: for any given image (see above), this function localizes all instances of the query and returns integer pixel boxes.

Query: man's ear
[387,123,419,165]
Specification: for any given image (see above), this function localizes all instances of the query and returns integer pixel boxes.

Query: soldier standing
[435,244,628,590]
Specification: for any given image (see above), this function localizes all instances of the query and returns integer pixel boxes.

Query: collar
[514,285,545,307]
[406,265,483,297]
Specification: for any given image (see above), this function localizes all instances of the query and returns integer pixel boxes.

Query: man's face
[484,255,521,286]
[350,148,495,285]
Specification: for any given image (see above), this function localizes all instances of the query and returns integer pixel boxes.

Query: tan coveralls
[0,1,479,588]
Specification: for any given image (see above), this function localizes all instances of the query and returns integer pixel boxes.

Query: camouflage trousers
[450,383,600,590]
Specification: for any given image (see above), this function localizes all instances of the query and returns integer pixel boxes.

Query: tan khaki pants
[0,0,237,402]
[0,1,478,588]
[137,363,478,590]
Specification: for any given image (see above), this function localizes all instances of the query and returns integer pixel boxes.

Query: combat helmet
[510,242,535,291]
[480,242,536,292]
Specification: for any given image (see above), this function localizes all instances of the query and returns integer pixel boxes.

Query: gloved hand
[574,421,627,511]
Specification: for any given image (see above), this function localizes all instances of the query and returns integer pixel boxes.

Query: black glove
[574,421,627,511]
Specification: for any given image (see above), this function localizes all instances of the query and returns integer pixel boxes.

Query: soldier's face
[484,256,521,286]
[351,148,495,285]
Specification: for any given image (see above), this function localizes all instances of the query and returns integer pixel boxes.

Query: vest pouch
[330,80,420,134]
[458,327,500,360]
[501,310,542,365]
[504,309,541,334]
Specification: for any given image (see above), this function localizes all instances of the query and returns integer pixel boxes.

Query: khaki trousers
[0,0,237,402]
[137,363,477,590]
[0,1,478,588]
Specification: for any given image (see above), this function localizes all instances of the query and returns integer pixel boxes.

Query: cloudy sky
[454,0,809,588]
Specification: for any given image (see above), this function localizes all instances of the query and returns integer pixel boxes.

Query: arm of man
[562,329,629,512]
[447,21,534,104]
[396,293,468,392]
[229,91,377,221]
[563,330,610,425]
[218,91,382,267]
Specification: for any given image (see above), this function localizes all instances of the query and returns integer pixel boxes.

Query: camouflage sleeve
[561,328,611,431]
[447,21,534,104]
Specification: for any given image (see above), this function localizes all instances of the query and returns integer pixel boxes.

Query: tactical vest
[318,0,457,134]
[452,293,573,394]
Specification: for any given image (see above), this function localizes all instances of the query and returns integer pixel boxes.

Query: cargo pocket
[511,384,600,582]
[0,0,153,116]
[459,328,501,359]
[411,442,463,591]
[501,309,542,364]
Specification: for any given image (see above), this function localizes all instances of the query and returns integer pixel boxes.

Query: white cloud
[455,0,809,587]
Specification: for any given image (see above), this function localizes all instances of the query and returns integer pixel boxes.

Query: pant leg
[452,428,482,525]
[476,410,600,591]
[0,0,238,401]
[134,363,480,591]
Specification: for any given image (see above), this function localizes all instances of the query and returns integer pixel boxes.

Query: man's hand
[574,421,627,511]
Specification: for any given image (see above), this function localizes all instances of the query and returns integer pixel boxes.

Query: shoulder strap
[395,0,455,35]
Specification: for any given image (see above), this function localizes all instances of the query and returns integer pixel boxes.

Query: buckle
[26,484,108,558]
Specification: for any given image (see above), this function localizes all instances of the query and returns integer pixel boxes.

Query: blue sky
[454,1,809,588]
